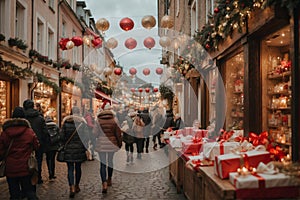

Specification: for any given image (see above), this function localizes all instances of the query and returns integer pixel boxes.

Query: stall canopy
[94,90,119,104]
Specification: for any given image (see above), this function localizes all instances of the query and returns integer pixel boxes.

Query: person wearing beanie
[93,104,122,193]
[0,107,40,200]
[23,99,50,184]
[60,106,89,198]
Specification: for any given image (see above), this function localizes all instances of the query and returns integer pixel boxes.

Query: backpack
[47,124,60,145]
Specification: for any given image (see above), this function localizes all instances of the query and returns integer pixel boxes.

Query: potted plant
[8,37,18,47]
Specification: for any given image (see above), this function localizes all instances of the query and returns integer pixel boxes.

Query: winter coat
[132,116,145,138]
[0,118,39,177]
[24,108,49,152]
[93,110,122,152]
[150,111,164,135]
[140,111,151,137]
[46,121,61,151]
[122,115,135,144]
[173,118,185,130]
[163,111,174,130]
[61,115,88,162]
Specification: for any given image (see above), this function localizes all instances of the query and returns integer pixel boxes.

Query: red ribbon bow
[248,131,269,146]
[218,130,234,142]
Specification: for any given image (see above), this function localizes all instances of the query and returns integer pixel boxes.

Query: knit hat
[12,106,25,118]
[23,99,34,110]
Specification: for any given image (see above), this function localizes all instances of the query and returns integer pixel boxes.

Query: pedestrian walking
[23,99,50,184]
[139,108,151,153]
[121,109,136,163]
[0,107,40,200]
[132,112,145,159]
[93,103,122,193]
[45,116,61,180]
[150,106,164,150]
[60,106,89,198]
[84,108,96,161]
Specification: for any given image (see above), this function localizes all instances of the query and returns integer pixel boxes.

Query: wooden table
[169,145,184,193]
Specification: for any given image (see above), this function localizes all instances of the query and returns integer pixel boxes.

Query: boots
[69,185,75,198]
[102,182,108,193]
[75,185,80,193]
[107,177,112,186]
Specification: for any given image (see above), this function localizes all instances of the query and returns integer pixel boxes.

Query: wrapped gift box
[229,172,300,199]
[169,136,182,148]
[182,142,202,155]
[203,142,240,160]
[214,151,271,179]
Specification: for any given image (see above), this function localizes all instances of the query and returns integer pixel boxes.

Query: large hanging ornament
[138,88,143,93]
[159,36,171,48]
[106,37,118,49]
[114,68,122,75]
[145,88,150,93]
[92,37,102,48]
[83,35,91,47]
[143,68,150,76]
[156,67,163,75]
[153,88,158,93]
[103,67,113,76]
[141,15,156,29]
[129,67,137,76]
[120,17,134,31]
[161,15,174,29]
[71,36,83,46]
[59,38,70,50]
[130,88,135,93]
[125,38,137,50]
[95,18,110,32]
[66,40,75,49]
[143,37,155,49]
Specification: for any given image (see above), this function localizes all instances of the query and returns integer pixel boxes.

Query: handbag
[0,139,14,178]
[57,123,83,162]
[28,151,38,174]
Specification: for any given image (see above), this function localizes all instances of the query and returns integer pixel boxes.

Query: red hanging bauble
[71,36,83,46]
[129,67,137,76]
[143,37,155,49]
[153,88,158,93]
[143,68,150,76]
[130,88,135,93]
[114,68,122,75]
[120,17,134,31]
[145,88,150,93]
[155,67,163,75]
[125,38,137,50]
[92,37,102,48]
[214,7,219,13]
[59,38,70,50]
[138,88,143,93]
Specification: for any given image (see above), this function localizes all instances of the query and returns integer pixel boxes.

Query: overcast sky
[84,0,162,86]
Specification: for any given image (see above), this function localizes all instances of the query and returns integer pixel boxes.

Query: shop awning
[94,90,119,104]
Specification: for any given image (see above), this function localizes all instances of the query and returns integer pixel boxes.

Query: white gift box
[203,141,240,160]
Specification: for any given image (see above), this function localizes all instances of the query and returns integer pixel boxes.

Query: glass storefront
[224,52,244,130]
[261,25,292,155]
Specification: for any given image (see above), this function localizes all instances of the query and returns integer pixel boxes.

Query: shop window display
[0,80,7,125]
[261,26,291,155]
[33,82,57,121]
[225,52,244,130]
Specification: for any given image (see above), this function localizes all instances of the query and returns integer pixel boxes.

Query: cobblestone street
[0,147,186,200]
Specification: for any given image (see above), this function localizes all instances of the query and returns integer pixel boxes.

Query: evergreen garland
[0,34,5,42]
[0,56,33,79]
[36,73,60,93]
[196,0,300,51]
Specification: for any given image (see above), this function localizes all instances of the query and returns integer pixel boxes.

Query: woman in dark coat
[121,110,136,163]
[93,103,122,193]
[61,106,88,198]
[45,116,61,180]
[0,107,40,200]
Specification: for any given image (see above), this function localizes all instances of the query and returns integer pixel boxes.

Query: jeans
[98,152,115,183]
[46,150,56,178]
[136,138,145,153]
[152,131,162,145]
[144,137,150,150]
[35,149,44,182]
[67,162,82,186]
[7,175,38,200]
